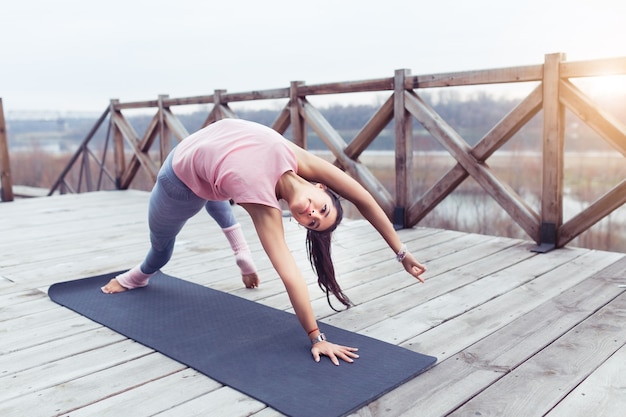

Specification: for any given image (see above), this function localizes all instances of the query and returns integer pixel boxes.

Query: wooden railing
[47,53,626,251]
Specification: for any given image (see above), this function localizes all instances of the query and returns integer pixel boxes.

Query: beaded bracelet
[396,244,408,262]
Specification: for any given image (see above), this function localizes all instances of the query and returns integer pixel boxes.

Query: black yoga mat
[49,271,436,417]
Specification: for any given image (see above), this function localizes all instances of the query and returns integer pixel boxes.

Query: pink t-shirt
[172,119,298,210]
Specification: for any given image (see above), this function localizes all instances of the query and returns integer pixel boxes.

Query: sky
[1,0,625,114]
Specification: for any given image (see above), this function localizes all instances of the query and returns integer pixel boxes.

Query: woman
[102,118,426,365]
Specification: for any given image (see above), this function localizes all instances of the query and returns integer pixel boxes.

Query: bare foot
[242,272,260,289]
[101,278,128,294]
[101,266,153,293]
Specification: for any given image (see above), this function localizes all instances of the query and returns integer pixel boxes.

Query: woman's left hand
[311,341,359,366]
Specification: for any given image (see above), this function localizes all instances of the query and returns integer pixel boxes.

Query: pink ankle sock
[116,265,155,289]
[223,224,257,275]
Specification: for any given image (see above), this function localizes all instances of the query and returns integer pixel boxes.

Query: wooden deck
[1,190,625,417]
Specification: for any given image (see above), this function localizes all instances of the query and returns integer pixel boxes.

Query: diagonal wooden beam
[271,104,291,134]
[162,108,190,142]
[344,94,394,160]
[299,98,394,215]
[408,86,543,226]
[111,111,160,188]
[48,107,111,196]
[559,79,626,157]
[217,103,238,119]
[202,105,221,128]
[472,85,543,160]
[404,90,540,240]
[559,179,626,247]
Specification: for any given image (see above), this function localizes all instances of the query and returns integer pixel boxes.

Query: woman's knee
[205,200,237,228]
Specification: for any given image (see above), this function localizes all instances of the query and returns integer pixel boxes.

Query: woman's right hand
[311,341,359,366]
[242,272,259,288]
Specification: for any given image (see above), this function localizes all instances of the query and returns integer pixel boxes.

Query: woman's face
[289,183,337,231]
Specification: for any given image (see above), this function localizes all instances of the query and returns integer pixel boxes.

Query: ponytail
[306,190,351,311]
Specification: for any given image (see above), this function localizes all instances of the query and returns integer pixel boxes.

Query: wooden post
[535,53,566,252]
[0,98,14,202]
[393,69,413,229]
[290,81,306,148]
[158,94,171,163]
[82,143,93,192]
[110,99,125,189]
[214,89,228,119]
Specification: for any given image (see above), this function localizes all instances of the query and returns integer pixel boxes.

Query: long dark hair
[306,189,351,311]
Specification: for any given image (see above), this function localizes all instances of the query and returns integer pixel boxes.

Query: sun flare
[573,74,626,98]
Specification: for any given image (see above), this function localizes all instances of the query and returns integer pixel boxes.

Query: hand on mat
[312,341,359,366]
[242,272,259,288]
[401,253,426,283]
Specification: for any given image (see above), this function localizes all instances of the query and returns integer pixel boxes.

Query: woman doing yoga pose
[101,118,426,365]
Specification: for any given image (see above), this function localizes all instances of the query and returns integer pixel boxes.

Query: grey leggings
[140,152,236,274]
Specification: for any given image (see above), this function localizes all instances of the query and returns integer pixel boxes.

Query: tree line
[6,90,624,153]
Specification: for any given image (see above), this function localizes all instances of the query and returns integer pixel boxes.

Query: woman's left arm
[288,143,426,282]
[242,203,360,364]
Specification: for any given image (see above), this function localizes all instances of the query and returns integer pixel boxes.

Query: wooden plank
[360,254,625,417]
[298,77,394,96]
[155,386,266,417]
[546,342,626,417]
[0,339,153,402]
[66,368,222,417]
[0,296,57,322]
[560,56,626,78]
[0,353,185,417]
[0,288,46,307]
[404,250,622,360]
[0,327,126,377]
[325,234,521,332]
[250,408,286,417]
[317,237,526,324]
[0,312,102,354]
[222,87,290,102]
[449,288,626,417]
[0,277,17,294]
[412,64,543,88]
[297,230,489,318]
[363,246,597,347]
